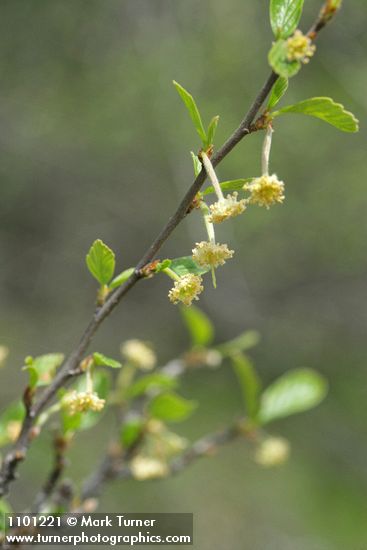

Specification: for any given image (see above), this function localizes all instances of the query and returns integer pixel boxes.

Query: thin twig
[80,420,245,502]
[31,434,69,513]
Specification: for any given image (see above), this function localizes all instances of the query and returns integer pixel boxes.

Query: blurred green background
[0,0,366,548]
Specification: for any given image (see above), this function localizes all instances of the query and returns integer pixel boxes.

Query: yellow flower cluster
[121,339,156,370]
[146,419,188,455]
[168,274,204,306]
[286,30,316,63]
[6,420,22,442]
[192,241,234,269]
[208,193,246,224]
[62,391,105,415]
[244,174,285,209]
[254,437,290,467]
[130,456,169,481]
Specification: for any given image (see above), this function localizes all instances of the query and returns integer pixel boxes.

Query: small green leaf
[0,401,25,446]
[155,259,172,273]
[128,374,178,399]
[93,352,122,369]
[206,115,219,146]
[148,392,197,422]
[180,305,214,347]
[191,152,202,177]
[23,353,64,389]
[272,97,359,132]
[203,178,253,196]
[109,268,135,290]
[170,256,210,277]
[0,498,12,532]
[329,0,342,7]
[217,330,260,356]
[270,0,304,39]
[121,418,145,448]
[232,353,261,420]
[267,77,289,109]
[258,368,328,425]
[61,409,83,434]
[86,239,116,285]
[268,39,301,78]
[173,81,207,145]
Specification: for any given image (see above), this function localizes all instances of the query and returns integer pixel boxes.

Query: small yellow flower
[254,437,290,467]
[121,339,157,370]
[208,193,246,224]
[163,432,188,455]
[6,420,22,442]
[286,30,316,63]
[168,274,204,307]
[192,241,234,269]
[0,346,9,367]
[130,456,169,480]
[62,391,105,415]
[244,174,285,209]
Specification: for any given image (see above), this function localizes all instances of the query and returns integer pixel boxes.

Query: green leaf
[258,368,328,425]
[173,81,207,145]
[180,305,214,347]
[61,408,84,434]
[268,39,301,78]
[128,373,178,398]
[93,352,122,369]
[23,353,64,389]
[270,0,304,39]
[0,401,25,447]
[206,115,219,146]
[217,330,260,356]
[170,256,210,277]
[155,259,172,273]
[272,97,359,132]
[191,152,202,177]
[203,178,253,196]
[121,418,145,448]
[329,0,342,7]
[86,239,116,285]
[109,268,135,290]
[148,392,197,422]
[232,353,261,420]
[0,498,12,532]
[267,77,289,109]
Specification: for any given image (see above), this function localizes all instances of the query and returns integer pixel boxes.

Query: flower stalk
[201,152,224,201]
[261,125,273,176]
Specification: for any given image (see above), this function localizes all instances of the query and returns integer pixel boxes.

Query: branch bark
[80,420,245,502]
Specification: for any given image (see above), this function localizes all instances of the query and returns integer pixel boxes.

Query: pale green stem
[211,268,217,288]
[199,201,217,289]
[163,267,181,282]
[199,201,216,244]
[86,368,94,393]
[261,125,273,176]
[117,363,136,398]
[201,152,224,201]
